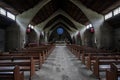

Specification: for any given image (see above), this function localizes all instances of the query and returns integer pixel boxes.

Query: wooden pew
[82,50,111,61]
[0,65,24,80]
[106,63,120,80]
[10,50,44,57]
[9,45,55,63]
[66,44,111,61]
[9,50,46,65]
[0,46,54,68]
[0,57,35,80]
[0,53,42,69]
[83,53,119,69]
[67,44,120,80]
[0,45,55,80]
[92,56,120,79]
[67,44,84,60]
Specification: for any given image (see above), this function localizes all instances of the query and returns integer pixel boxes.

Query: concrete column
[44,32,48,43]
[16,0,51,48]
[70,0,105,48]
[34,27,41,45]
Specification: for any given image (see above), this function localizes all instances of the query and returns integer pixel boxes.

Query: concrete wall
[16,0,50,48]
[114,28,120,50]
[6,23,20,51]
[83,29,95,47]
[71,0,115,49]
[99,23,113,49]
[71,0,104,48]
[26,30,37,43]
[76,36,82,45]
[79,22,113,49]
[0,29,5,51]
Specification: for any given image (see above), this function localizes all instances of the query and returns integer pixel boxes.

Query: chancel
[0,0,120,80]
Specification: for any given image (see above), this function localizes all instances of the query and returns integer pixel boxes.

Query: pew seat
[0,57,35,80]
[0,65,24,80]
[92,57,120,79]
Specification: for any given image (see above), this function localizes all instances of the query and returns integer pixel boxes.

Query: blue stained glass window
[57,27,64,35]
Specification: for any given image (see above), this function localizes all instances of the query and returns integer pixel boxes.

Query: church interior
[0,0,120,80]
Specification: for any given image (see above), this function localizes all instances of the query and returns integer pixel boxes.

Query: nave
[0,0,120,80]
[32,46,97,80]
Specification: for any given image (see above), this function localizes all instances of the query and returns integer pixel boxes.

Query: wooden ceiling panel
[61,1,89,24]
[31,1,58,25]
[31,0,89,25]
[43,15,77,30]
[1,0,42,13]
[80,0,119,14]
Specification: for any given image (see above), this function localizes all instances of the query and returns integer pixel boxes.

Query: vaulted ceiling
[49,22,72,32]
[0,0,119,31]
[31,0,89,26]
[43,15,77,30]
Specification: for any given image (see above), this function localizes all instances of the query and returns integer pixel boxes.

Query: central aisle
[33,46,98,80]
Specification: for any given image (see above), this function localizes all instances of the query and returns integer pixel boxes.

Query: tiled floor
[32,46,98,80]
